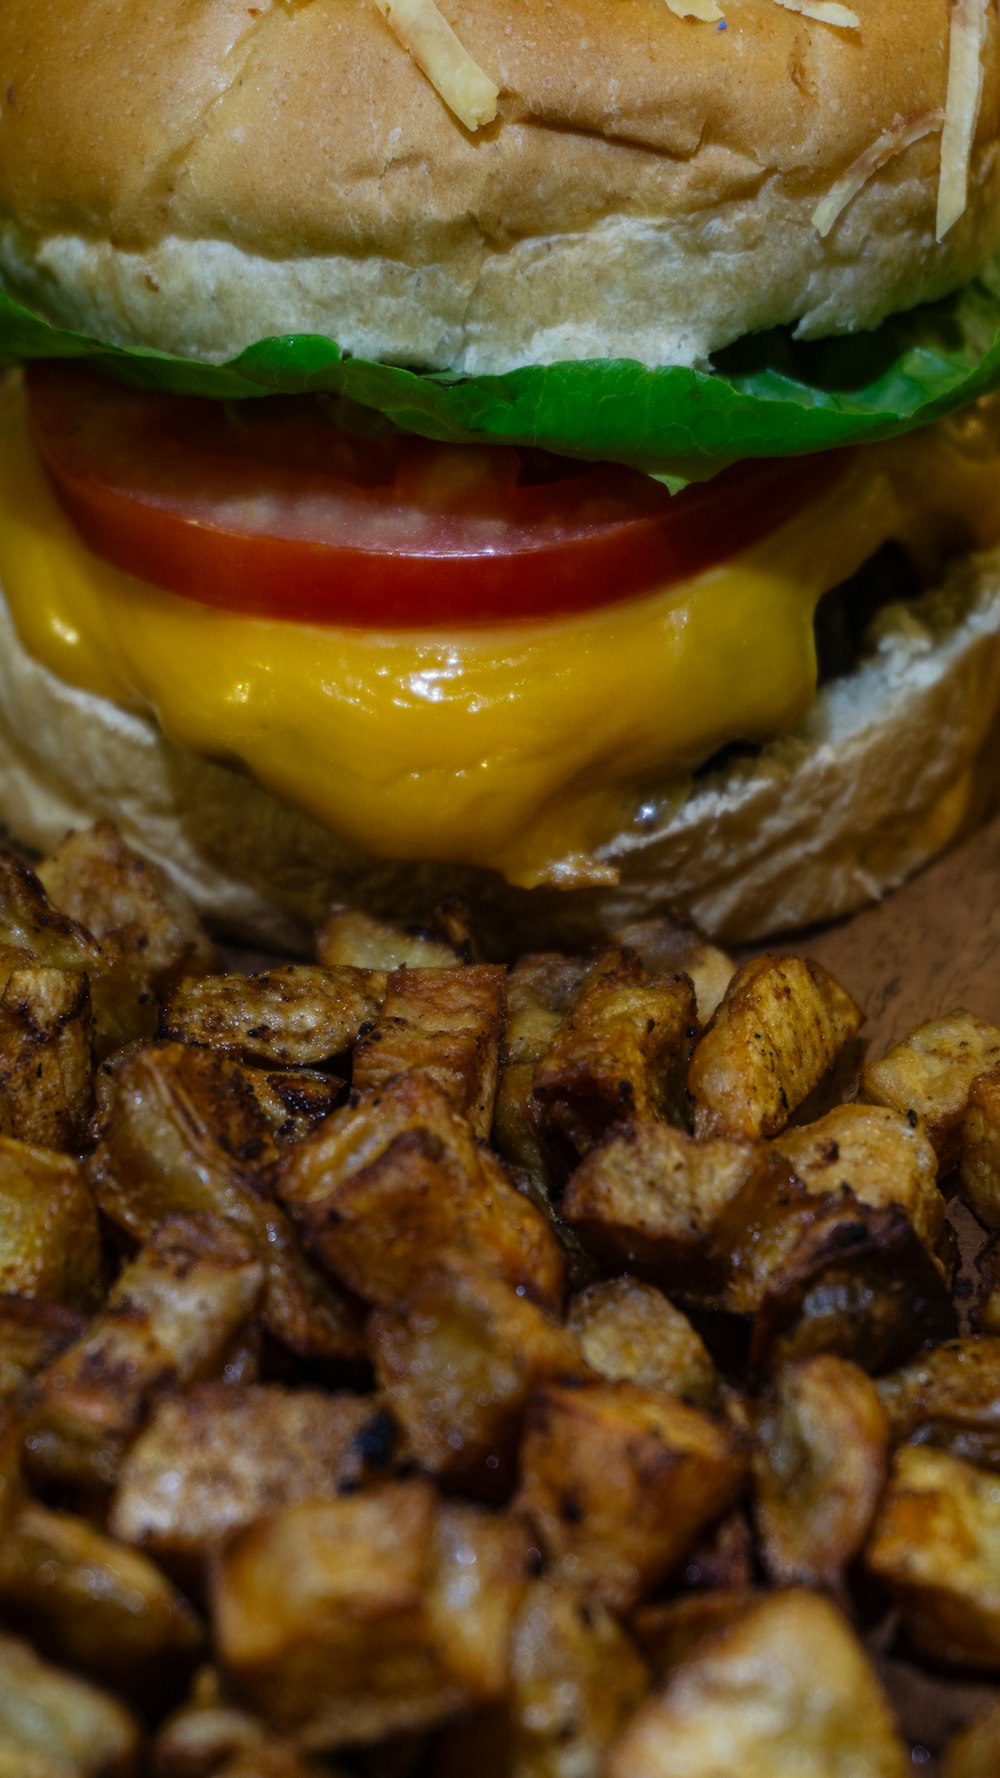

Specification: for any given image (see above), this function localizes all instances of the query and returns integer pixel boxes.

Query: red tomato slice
[26,363,842,628]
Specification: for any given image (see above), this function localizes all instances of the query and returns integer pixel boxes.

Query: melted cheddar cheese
[1,373,1000,888]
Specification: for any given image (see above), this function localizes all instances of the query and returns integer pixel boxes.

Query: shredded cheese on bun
[371,0,499,131]
[771,0,859,27]
[812,110,945,237]
[937,0,990,239]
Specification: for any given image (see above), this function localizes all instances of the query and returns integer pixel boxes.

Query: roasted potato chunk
[24,1214,265,1489]
[862,1010,1000,1168]
[943,1700,1000,1778]
[493,952,593,1187]
[89,1042,364,1362]
[0,1296,84,1405]
[369,1259,582,1483]
[0,1630,138,1778]
[111,1385,397,1560]
[866,1444,1000,1668]
[752,1355,889,1588]
[515,1379,746,1611]
[606,1589,908,1778]
[212,1480,528,1747]
[877,1339,1000,1468]
[352,965,506,1138]
[243,1067,344,1145]
[274,1072,563,1312]
[773,1102,944,1255]
[162,964,383,1067]
[0,849,103,975]
[612,915,735,1026]
[566,1277,717,1408]
[0,1499,202,1695]
[0,962,93,1150]
[0,1138,101,1309]
[532,970,697,1172]
[316,905,463,971]
[689,955,862,1140]
[960,1066,1000,1228]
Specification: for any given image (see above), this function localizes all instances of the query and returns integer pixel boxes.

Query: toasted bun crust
[1,1,999,373]
[1,554,999,953]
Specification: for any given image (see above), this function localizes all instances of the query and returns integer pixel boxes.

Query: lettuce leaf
[3,257,1000,480]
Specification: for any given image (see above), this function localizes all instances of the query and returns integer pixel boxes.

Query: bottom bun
[2,554,1000,954]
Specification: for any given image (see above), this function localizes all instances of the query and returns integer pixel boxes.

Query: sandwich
[1,0,1000,951]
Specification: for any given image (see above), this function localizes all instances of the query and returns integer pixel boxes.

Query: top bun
[0,0,999,375]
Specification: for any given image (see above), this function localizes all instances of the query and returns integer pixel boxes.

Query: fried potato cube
[862,1010,1000,1168]
[24,1213,265,1489]
[560,1119,771,1293]
[0,1138,101,1309]
[774,1103,944,1254]
[515,1380,746,1611]
[630,1589,761,1676]
[943,1700,1000,1778]
[752,1355,889,1588]
[244,1066,344,1145]
[212,1480,528,1747]
[0,1631,139,1778]
[0,963,93,1151]
[877,1338,1000,1469]
[352,965,506,1138]
[0,1296,84,1404]
[316,905,462,970]
[39,820,214,979]
[439,1579,650,1778]
[689,955,862,1140]
[0,849,103,975]
[369,1260,582,1483]
[162,964,384,1068]
[532,971,697,1171]
[613,915,735,1026]
[111,1383,393,1559]
[960,1067,1000,1228]
[0,1499,202,1694]
[493,952,593,1187]
[866,1445,1000,1667]
[274,1071,563,1312]
[606,1589,908,1778]
[567,1277,717,1408]
[89,1042,364,1362]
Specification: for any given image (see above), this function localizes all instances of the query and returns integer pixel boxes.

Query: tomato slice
[26,363,842,628]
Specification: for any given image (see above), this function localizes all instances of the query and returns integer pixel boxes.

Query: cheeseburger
[1,0,1000,949]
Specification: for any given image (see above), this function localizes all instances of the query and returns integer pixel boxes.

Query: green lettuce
[4,257,1000,481]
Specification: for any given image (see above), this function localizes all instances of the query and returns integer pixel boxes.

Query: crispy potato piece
[88,1043,364,1362]
[867,1445,1000,1667]
[613,915,735,1026]
[752,1355,889,1588]
[515,1380,746,1612]
[0,1630,139,1778]
[0,849,103,975]
[560,1120,773,1295]
[212,1480,528,1747]
[352,965,506,1138]
[0,1499,202,1694]
[630,1589,762,1676]
[532,971,697,1172]
[0,1296,84,1404]
[162,964,384,1068]
[244,1067,344,1145]
[0,1138,102,1309]
[369,1259,582,1483]
[606,1589,908,1778]
[0,963,93,1151]
[439,1579,650,1778]
[689,955,862,1140]
[274,1072,563,1313]
[316,906,461,971]
[24,1214,265,1489]
[773,1103,944,1255]
[862,1010,1000,1168]
[493,953,593,1187]
[960,1066,1000,1228]
[111,1383,395,1559]
[877,1339,1000,1468]
[943,1700,1000,1778]
[566,1278,717,1408]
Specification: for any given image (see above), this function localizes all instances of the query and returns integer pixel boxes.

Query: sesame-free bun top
[0,0,999,375]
